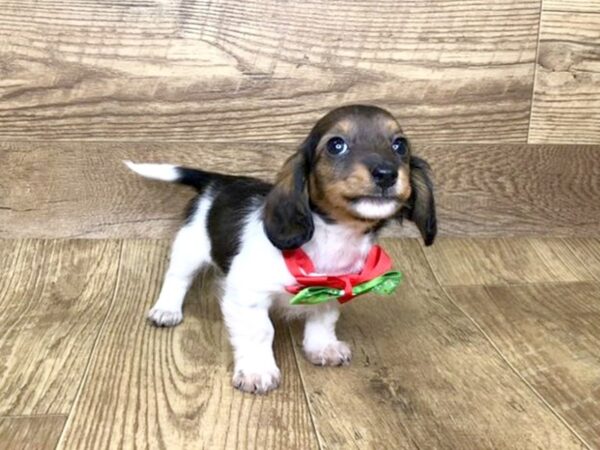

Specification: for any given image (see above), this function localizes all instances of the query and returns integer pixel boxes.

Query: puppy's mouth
[345,195,401,220]
[349,195,397,202]
[345,189,400,203]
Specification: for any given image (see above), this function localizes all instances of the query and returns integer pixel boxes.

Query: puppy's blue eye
[392,137,408,156]
[326,137,348,155]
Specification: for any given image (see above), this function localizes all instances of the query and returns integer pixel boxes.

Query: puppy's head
[264,105,437,249]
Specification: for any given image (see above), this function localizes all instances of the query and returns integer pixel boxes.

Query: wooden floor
[1,237,599,449]
[1,1,598,448]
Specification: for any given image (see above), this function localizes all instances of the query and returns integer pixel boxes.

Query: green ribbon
[289,271,404,306]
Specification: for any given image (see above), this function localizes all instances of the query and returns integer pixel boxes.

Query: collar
[283,245,402,305]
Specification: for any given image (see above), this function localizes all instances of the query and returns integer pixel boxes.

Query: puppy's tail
[124,161,215,193]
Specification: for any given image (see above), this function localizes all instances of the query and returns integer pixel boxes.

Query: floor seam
[53,240,125,450]
[286,324,324,450]
[441,279,600,289]
[559,237,600,283]
[419,245,594,449]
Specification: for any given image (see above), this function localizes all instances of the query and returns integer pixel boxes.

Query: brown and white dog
[126,105,436,394]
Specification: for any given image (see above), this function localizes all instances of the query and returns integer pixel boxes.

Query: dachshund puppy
[126,105,436,394]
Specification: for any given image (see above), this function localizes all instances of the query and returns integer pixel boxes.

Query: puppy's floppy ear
[263,142,315,250]
[400,156,437,246]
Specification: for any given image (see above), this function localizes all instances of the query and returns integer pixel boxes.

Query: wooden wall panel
[417,143,600,237]
[0,0,539,143]
[543,0,600,13]
[529,3,600,144]
[1,142,599,238]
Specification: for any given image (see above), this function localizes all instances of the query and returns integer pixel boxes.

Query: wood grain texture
[416,143,600,237]
[564,238,600,281]
[446,282,600,448]
[543,0,600,12]
[2,142,600,239]
[0,0,539,143]
[424,237,594,286]
[529,7,600,144]
[0,415,66,450]
[289,239,585,449]
[0,240,121,415]
[58,240,318,449]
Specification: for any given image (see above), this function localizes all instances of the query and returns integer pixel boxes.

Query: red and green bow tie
[283,245,403,305]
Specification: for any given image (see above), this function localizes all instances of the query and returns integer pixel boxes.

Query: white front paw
[304,340,352,366]
[232,364,281,394]
[147,307,183,327]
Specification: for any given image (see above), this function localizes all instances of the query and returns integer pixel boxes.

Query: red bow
[283,245,393,303]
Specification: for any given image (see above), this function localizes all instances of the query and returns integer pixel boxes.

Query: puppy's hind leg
[148,198,212,327]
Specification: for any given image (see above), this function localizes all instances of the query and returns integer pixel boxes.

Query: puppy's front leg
[222,287,280,394]
[303,305,351,366]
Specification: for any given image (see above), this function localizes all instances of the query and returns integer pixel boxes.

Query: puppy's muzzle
[370,162,398,189]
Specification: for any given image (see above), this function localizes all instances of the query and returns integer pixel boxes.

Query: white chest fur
[302,216,373,276]
[228,211,374,300]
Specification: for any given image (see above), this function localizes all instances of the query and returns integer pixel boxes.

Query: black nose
[371,163,398,189]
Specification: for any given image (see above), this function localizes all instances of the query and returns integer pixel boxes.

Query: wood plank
[0,415,66,450]
[0,240,121,415]
[416,143,600,237]
[58,240,318,449]
[2,142,600,239]
[0,0,539,143]
[289,239,585,449]
[529,8,600,144]
[543,0,600,12]
[0,142,280,239]
[564,238,600,282]
[424,237,594,286]
[446,282,600,448]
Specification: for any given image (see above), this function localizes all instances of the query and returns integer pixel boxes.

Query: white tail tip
[124,161,180,182]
